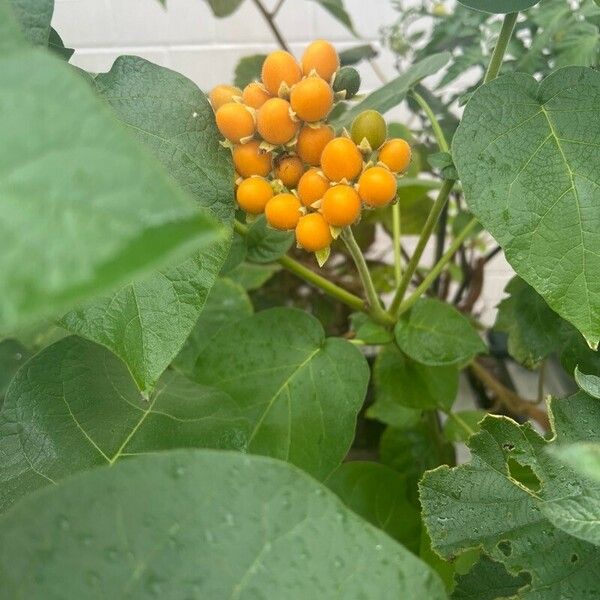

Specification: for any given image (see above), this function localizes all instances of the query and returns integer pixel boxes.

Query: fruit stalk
[250,0,290,52]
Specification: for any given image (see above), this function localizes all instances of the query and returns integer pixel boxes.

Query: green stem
[390,178,454,314]
[396,217,478,316]
[340,227,394,325]
[484,12,518,84]
[234,220,364,313]
[392,202,402,287]
[410,90,449,153]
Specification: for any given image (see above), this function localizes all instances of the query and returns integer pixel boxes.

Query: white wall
[52,0,513,325]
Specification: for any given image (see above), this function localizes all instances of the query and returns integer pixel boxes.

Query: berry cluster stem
[251,0,290,52]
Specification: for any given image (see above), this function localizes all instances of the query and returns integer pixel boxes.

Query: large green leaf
[9,0,54,46]
[453,67,600,348]
[193,308,369,479]
[457,0,539,13]
[0,449,447,599]
[0,336,248,514]
[495,276,571,369]
[0,42,220,334]
[62,56,234,393]
[245,215,294,263]
[333,53,451,128]
[206,0,245,17]
[0,339,30,404]
[173,278,253,376]
[421,392,600,599]
[395,299,486,367]
[326,461,421,551]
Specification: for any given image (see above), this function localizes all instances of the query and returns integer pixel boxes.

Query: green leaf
[443,410,486,443]
[309,0,357,35]
[234,54,266,88]
[206,0,245,17]
[173,278,253,376]
[560,329,600,376]
[495,276,571,369]
[575,366,600,399]
[451,555,530,600]
[0,449,447,599]
[0,46,220,334]
[9,0,54,46]
[333,53,451,128]
[395,299,486,367]
[421,392,600,598]
[0,336,249,514]
[245,215,294,263]
[550,443,600,483]
[0,339,30,404]
[457,0,540,13]
[193,308,369,479]
[555,21,600,69]
[349,312,394,344]
[227,262,281,290]
[48,26,74,61]
[428,151,458,180]
[61,56,233,393]
[453,67,600,348]
[326,461,421,551]
[339,44,378,66]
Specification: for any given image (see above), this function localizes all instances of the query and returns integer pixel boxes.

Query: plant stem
[483,12,518,84]
[410,90,449,153]
[390,178,454,314]
[392,203,402,287]
[270,0,286,17]
[234,220,364,312]
[396,216,478,316]
[251,0,290,52]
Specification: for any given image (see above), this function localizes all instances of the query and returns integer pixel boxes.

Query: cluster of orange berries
[210,40,411,261]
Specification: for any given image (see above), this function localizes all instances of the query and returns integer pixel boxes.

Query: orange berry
[275,155,304,189]
[236,177,273,215]
[320,137,363,182]
[256,98,299,145]
[290,76,333,122]
[261,50,302,96]
[265,193,302,230]
[378,138,412,173]
[301,40,339,82]
[358,166,398,207]
[297,168,330,206]
[321,184,361,227]
[296,213,332,252]
[232,140,272,178]
[209,84,241,110]
[296,123,334,166]
[242,82,271,109]
[215,102,255,143]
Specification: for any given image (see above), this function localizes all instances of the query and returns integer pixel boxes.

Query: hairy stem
[251,0,290,52]
[410,89,449,153]
[390,178,455,314]
[392,203,402,287]
[484,12,518,83]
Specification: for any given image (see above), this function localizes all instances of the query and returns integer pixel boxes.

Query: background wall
[52,0,514,325]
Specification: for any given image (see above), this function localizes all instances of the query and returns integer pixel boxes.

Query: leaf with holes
[0,336,249,514]
[0,449,447,599]
[453,67,600,348]
[421,391,600,598]
[193,308,369,479]
[62,56,234,393]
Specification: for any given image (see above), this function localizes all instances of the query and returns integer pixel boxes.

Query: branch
[251,0,290,52]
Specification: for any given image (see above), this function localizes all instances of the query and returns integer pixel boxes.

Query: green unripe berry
[351,110,387,150]
[332,66,361,100]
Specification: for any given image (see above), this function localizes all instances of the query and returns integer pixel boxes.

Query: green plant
[1,0,600,597]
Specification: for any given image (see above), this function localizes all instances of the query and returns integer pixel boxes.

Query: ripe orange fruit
[358,166,398,207]
[297,168,330,206]
[232,140,272,178]
[265,193,302,230]
[275,155,304,188]
[209,84,241,110]
[321,184,361,227]
[256,98,299,145]
[290,76,333,122]
[242,82,271,109]
[296,213,332,252]
[378,138,412,173]
[236,177,273,214]
[301,40,339,82]
[261,50,302,96]
[215,102,255,143]
[320,137,363,182]
[296,123,334,166]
